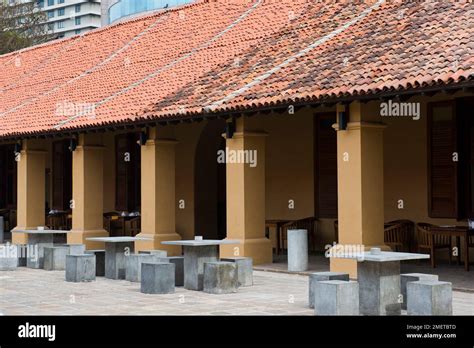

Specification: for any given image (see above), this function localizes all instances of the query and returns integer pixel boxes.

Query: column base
[329,244,392,278]
[67,229,109,250]
[220,237,272,265]
[134,232,182,256]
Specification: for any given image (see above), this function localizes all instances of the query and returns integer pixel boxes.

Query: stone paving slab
[0,268,472,315]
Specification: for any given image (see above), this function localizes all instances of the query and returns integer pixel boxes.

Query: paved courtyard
[0,268,473,315]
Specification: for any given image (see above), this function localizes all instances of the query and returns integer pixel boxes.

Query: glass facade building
[108,0,194,24]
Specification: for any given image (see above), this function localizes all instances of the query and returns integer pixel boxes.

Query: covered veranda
[2,90,473,284]
[0,0,472,291]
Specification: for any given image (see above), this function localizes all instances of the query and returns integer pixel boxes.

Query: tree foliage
[0,1,52,54]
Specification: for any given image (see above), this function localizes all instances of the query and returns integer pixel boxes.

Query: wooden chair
[125,216,141,237]
[416,222,452,268]
[46,212,69,230]
[281,217,317,253]
[103,212,123,236]
[384,220,414,252]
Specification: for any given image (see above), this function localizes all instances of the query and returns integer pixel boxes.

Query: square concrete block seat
[43,246,69,271]
[161,239,239,291]
[138,250,168,257]
[157,256,184,286]
[26,233,54,269]
[16,245,27,267]
[86,237,150,280]
[308,272,350,309]
[314,280,359,315]
[407,280,453,315]
[203,261,238,294]
[221,257,253,287]
[126,254,163,282]
[141,262,175,294]
[65,254,96,282]
[85,250,105,276]
[0,249,18,270]
[401,273,439,310]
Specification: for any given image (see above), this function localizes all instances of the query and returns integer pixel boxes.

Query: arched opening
[194,120,227,240]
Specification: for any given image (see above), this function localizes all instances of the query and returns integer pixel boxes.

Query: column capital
[76,145,104,151]
[222,131,268,139]
[145,138,178,146]
[332,121,386,131]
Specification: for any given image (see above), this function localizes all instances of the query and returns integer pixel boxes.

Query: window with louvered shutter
[428,101,458,218]
[314,113,338,218]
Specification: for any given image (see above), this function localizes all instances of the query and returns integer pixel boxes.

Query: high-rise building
[3,0,102,39]
[101,0,193,26]
[38,0,101,38]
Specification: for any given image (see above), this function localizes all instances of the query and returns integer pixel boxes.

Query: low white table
[331,249,429,315]
[12,229,71,269]
[86,236,151,279]
[161,239,239,290]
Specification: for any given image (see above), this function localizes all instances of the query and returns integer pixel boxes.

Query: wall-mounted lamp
[225,118,236,139]
[338,111,348,131]
[14,142,21,154]
[68,138,77,152]
[138,131,148,146]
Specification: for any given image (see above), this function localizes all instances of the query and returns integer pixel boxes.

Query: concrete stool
[138,250,168,257]
[125,254,162,282]
[309,272,350,308]
[65,254,96,282]
[221,257,253,287]
[401,273,439,310]
[141,262,175,294]
[157,256,184,286]
[0,245,18,270]
[86,250,105,276]
[0,243,18,270]
[16,245,27,267]
[43,246,69,270]
[0,256,18,270]
[314,280,359,315]
[287,229,308,272]
[203,261,238,294]
[407,280,452,315]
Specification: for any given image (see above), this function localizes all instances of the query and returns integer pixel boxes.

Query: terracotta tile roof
[0,0,473,138]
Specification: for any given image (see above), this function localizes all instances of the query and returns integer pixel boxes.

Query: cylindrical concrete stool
[287,229,308,272]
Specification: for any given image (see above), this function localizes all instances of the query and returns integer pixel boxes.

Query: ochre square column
[12,140,47,245]
[220,118,272,265]
[135,127,182,255]
[68,134,108,249]
[330,102,387,278]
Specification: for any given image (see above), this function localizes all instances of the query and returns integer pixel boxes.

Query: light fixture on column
[338,111,348,131]
[68,138,77,152]
[14,141,21,154]
[138,130,148,146]
[225,117,236,139]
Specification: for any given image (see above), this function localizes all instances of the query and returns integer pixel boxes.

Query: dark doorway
[194,120,227,240]
[115,132,141,212]
[52,140,72,211]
